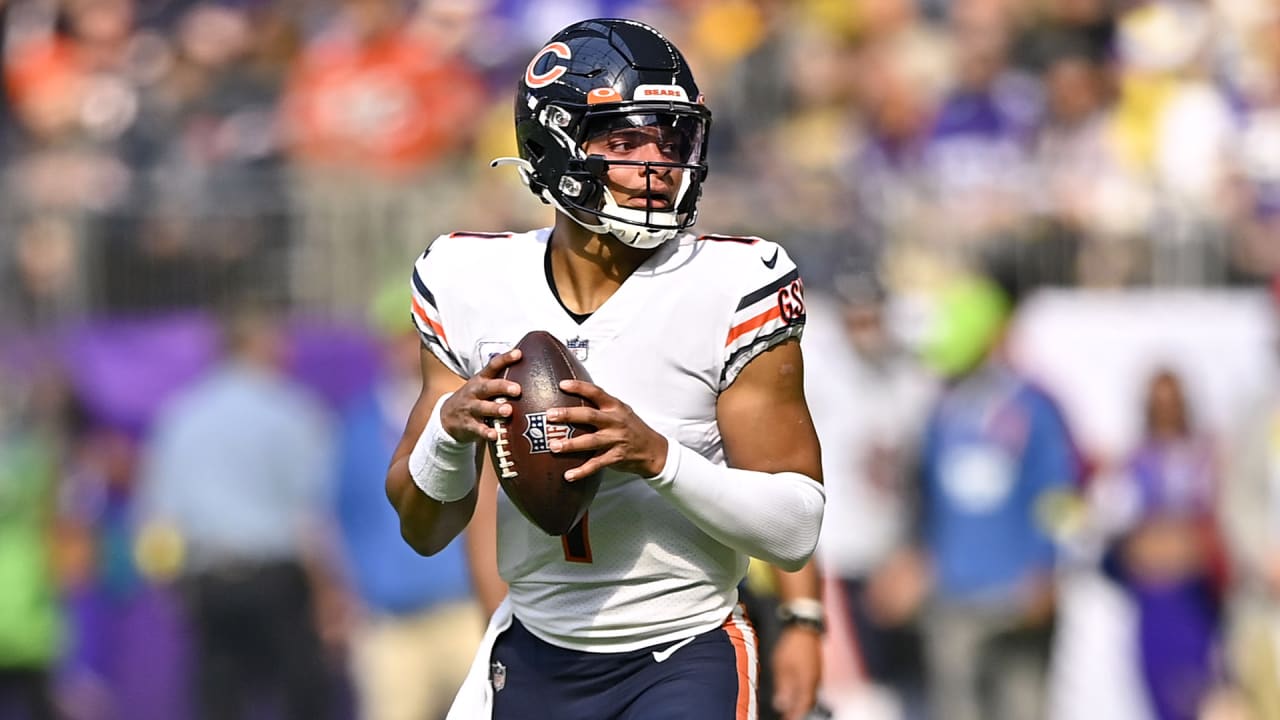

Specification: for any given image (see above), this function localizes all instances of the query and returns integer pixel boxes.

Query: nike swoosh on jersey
[762,249,779,269]
[651,635,697,663]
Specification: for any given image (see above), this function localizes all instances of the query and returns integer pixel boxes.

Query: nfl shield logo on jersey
[566,337,589,361]
[490,660,506,692]
[523,412,574,453]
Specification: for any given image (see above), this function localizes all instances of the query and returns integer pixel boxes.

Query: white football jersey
[409,227,805,652]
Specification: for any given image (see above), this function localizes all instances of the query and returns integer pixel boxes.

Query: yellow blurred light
[134,522,185,582]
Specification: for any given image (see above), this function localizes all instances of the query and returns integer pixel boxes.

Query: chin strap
[597,191,678,249]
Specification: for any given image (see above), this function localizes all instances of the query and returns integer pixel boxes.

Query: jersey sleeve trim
[412,265,437,309]
[727,305,782,345]
[735,268,799,311]
[721,324,804,388]
[411,296,448,345]
[720,250,805,390]
[410,254,467,377]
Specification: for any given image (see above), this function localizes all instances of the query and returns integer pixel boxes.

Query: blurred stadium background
[1,0,1279,719]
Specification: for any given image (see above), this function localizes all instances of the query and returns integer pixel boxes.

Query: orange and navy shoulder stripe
[410,248,466,375]
[721,266,805,387]
[410,264,445,346]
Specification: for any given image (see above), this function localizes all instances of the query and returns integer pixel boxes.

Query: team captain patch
[523,412,574,453]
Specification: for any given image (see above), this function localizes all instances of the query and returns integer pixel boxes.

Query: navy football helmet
[493,19,712,249]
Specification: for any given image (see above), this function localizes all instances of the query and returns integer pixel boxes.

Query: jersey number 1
[561,513,593,563]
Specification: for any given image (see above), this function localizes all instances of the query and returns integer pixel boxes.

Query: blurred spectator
[1107,1,1236,286]
[1011,0,1115,75]
[3,0,142,320]
[0,369,64,720]
[1225,11,1280,285]
[803,271,936,720]
[842,29,946,264]
[109,2,300,310]
[0,215,84,328]
[135,300,342,720]
[922,9,1038,251]
[283,0,488,312]
[1099,368,1226,720]
[284,0,482,178]
[58,417,188,720]
[333,281,483,720]
[914,272,1081,720]
[0,0,1277,326]
[5,0,139,149]
[1031,37,1146,287]
[1221,279,1280,720]
[752,18,863,260]
[704,0,794,165]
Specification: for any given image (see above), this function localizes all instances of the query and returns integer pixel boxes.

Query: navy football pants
[489,607,759,720]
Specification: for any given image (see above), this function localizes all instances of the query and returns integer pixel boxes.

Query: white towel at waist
[446,596,513,720]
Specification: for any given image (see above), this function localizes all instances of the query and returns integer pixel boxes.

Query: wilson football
[489,331,600,536]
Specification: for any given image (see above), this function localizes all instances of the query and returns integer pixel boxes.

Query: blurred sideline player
[385,18,827,720]
[332,281,484,720]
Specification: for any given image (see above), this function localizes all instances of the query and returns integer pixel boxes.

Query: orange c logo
[525,42,572,89]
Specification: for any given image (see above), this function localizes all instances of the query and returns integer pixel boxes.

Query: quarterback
[385,18,826,720]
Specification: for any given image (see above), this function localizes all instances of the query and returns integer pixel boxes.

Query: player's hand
[439,349,522,444]
[545,379,667,480]
[772,624,822,720]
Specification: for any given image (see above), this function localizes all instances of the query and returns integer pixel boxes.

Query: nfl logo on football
[566,337,589,361]
[490,661,506,692]
[523,412,574,454]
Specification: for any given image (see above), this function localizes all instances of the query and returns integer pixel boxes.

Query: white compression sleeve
[408,392,478,503]
[643,439,826,571]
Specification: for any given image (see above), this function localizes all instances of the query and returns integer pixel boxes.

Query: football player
[385,18,826,720]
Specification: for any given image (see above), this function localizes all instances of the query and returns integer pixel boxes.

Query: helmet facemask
[574,110,709,248]
[506,102,709,249]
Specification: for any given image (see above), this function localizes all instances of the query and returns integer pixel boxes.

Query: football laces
[492,418,517,479]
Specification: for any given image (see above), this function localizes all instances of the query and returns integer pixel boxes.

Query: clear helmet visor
[583,112,706,165]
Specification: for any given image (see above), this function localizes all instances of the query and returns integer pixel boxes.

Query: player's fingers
[447,416,497,443]
[558,379,613,406]
[477,420,501,443]
[544,406,608,427]
[476,348,522,378]
[473,377,521,400]
[548,427,609,455]
[470,399,514,420]
[563,450,617,482]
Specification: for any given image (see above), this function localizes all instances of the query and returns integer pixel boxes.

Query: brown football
[489,331,601,536]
